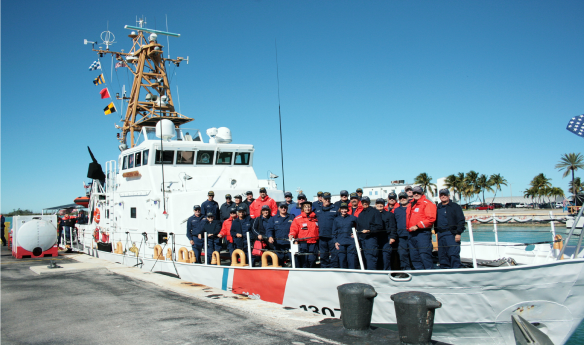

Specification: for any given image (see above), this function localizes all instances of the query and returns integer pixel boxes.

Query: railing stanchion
[246,232,253,268]
[204,232,208,265]
[467,221,477,269]
[352,227,365,271]
[493,213,500,258]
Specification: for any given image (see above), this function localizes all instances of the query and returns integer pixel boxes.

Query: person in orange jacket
[348,193,363,217]
[249,187,278,218]
[384,192,398,212]
[218,207,237,257]
[289,201,319,268]
[406,186,437,270]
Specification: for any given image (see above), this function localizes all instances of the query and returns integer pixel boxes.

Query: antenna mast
[89,18,192,148]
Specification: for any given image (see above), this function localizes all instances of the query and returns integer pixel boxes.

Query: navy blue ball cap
[339,202,349,209]
[405,185,413,192]
[361,196,371,203]
[439,188,450,196]
[323,192,331,199]
[356,188,363,193]
[398,192,408,199]
[246,191,253,195]
[193,205,201,210]
[225,194,232,198]
[279,202,289,208]
[284,191,293,198]
[208,191,215,196]
[350,193,358,200]
[317,191,323,196]
[376,198,385,204]
[229,207,237,213]
[388,192,397,200]
[234,194,242,199]
[206,212,215,217]
[259,187,267,193]
[340,190,349,196]
[300,200,313,206]
[261,205,270,211]
[297,193,307,199]
[237,206,247,212]
[412,186,424,194]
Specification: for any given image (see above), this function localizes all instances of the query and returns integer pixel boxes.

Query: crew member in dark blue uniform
[267,202,295,265]
[435,189,465,269]
[186,205,206,264]
[233,195,249,215]
[251,205,271,265]
[333,190,350,212]
[201,191,220,219]
[356,196,383,270]
[376,198,397,270]
[394,192,411,271]
[313,191,324,212]
[356,188,364,201]
[289,193,306,217]
[203,212,222,264]
[244,191,255,207]
[284,192,295,207]
[230,206,253,264]
[333,203,358,269]
[219,194,234,220]
[314,192,338,268]
[77,210,88,224]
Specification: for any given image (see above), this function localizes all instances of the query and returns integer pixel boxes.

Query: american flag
[567,114,584,138]
[115,61,125,69]
[89,60,101,71]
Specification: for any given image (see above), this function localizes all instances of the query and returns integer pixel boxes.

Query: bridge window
[155,150,175,164]
[177,151,195,164]
[128,154,134,169]
[143,150,149,165]
[135,151,142,167]
[196,150,214,165]
[122,156,128,170]
[216,152,233,165]
[130,207,136,219]
[234,152,250,165]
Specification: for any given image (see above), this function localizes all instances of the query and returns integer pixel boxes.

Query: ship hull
[86,247,584,345]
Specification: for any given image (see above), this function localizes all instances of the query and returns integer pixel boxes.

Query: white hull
[566,216,583,231]
[80,241,584,345]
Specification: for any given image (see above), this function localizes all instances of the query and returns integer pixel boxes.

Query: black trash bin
[337,283,378,337]
[390,291,441,345]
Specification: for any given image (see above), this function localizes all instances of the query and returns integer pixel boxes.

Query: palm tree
[414,173,437,197]
[527,173,552,206]
[489,173,508,204]
[455,172,466,203]
[569,177,584,194]
[476,174,494,205]
[464,170,480,202]
[555,153,584,198]
[444,174,458,201]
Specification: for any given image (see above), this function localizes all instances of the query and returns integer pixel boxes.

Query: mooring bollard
[337,283,378,337]
[391,291,441,345]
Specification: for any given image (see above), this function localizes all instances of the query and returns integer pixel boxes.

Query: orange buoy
[94,208,100,224]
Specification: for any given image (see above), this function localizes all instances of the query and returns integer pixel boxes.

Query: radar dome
[216,127,232,144]
[156,119,176,140]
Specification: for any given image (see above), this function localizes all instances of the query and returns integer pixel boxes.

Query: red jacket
[348,201,363,217]
[289,212,319,243]
[384,203,399,212]
[406,195,437,230]
[249,195,278,218]
[219,218,234,243]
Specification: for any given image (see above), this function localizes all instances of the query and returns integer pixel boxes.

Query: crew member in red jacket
[218,207,237,257]
[348,193,363,217]
[406,186,437,270]
[289,201,319,268]
[249,187,278,218]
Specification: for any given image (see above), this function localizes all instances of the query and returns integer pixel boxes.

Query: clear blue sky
[2,0,583,212]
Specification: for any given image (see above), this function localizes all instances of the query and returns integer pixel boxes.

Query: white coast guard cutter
[76,20,584,345]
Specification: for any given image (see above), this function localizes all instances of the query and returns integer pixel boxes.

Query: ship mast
[92,19,192,148]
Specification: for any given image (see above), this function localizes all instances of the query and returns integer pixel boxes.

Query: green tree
[569,177,583,194]
[414,172,437,197]
[444,174,458,201]
[555,153,584,198]
[489,173,508,204]
[464,170,480,202]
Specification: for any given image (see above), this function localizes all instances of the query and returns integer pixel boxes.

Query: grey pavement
[1,247,330,345]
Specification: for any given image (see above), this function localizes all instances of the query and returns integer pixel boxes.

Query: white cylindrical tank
[216,127,232,143]
[17,220,58,254]
[155,119,176,140]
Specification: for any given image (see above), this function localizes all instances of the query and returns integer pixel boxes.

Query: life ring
[93,228,100,242]
[230,249,247,267]
[94,208,100,224]
[261,251,280,267]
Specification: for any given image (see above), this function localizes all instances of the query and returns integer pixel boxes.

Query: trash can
[390,291,442,345]
[337,283,378,337]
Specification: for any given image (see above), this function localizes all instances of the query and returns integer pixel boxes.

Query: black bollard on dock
[391,291,442,345]
[337,283,378,337]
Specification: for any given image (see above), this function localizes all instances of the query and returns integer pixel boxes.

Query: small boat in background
[74,196,89,208]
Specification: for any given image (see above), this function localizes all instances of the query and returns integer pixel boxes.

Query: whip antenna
[275,39,286,193]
